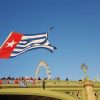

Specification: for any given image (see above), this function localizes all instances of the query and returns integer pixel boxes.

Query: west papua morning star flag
[0,32,56,59]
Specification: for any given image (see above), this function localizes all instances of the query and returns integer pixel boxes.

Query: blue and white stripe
[10,33,56,57]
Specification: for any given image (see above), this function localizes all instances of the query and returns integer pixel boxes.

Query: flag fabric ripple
[0,32,56,59]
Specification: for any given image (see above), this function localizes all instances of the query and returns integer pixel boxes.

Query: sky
[0,0,100,80]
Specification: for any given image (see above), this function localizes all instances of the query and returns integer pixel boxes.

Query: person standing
[42,80,45,90]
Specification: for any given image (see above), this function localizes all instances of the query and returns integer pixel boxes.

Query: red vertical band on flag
[0,32,23,58]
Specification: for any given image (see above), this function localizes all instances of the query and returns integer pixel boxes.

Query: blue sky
[0,0,100,80]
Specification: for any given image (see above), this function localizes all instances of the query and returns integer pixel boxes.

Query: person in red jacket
[0,80,2,84]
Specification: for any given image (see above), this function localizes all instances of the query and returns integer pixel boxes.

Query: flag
[0,32,56,58]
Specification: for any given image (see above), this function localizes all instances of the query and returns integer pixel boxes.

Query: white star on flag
[7,40,16,47]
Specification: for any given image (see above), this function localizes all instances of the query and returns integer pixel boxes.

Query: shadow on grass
[0,95,61,100]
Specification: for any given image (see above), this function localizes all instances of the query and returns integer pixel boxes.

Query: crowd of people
[0,76,70,85]
[0,76,36,85]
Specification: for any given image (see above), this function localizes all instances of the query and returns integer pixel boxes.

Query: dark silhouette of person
[42,80,45,90]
